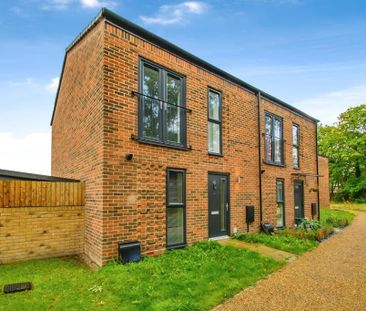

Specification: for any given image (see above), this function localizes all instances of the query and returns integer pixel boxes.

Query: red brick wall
[51,22,105,266]
[318,155,330,208]
[260,99,319,226]
[52,19,319,266]
[101,22,260,263]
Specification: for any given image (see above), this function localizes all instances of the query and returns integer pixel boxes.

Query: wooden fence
[0,180,85,207]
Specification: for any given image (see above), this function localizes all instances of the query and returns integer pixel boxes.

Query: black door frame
[294,180,304,221]
[208,172,230,238]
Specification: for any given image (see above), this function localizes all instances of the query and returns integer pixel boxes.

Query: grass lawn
[320,208,355,228]
[0,241,283,311]
[235,233,318,255]
[329,202,366,212]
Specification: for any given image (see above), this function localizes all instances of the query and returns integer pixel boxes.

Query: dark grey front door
[294,180,304,220]
[208,173,229,238]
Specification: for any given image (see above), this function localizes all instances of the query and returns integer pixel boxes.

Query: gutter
[316,124,321,221]
[257,92,263,223]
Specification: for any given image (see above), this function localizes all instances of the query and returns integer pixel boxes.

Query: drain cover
[3,282,32,294]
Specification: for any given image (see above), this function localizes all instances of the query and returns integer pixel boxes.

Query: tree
[318,104,366,201]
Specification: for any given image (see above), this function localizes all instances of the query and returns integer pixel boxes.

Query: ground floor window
[166,169,186,247]
[276,179,285,227]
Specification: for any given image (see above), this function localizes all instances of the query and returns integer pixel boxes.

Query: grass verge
[0,241,283,311]
[320,208,355,228]
[235,208,355,256]
[235,233,318,255]
[329,202,366,212]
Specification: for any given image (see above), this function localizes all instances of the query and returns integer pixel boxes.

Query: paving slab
[214,212,366,311]
[219,238,296,262]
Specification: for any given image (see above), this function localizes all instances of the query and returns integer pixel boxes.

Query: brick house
[318,155,330,207]
[51,8,320,267]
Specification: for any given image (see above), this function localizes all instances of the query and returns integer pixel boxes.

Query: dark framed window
[264,113,283,164]
[276,179,285,227]
[292,124,300,168]
[166,169,186,248]
[208,89,222,155]
[139,59,186,147]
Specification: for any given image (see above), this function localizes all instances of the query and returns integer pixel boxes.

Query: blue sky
[0,0,366,174]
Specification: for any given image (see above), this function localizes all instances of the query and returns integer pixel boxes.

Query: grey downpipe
[257,92,263,223]
[316,123,320,221]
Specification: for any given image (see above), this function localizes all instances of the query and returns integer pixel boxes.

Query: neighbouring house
[51,8,320,267]
[318,155,330,207]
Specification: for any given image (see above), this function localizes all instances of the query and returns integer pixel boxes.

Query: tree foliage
[318,104,366,202]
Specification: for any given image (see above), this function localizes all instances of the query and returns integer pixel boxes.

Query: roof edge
[0,169,80,182]
[101,8,319,123]
[50,10,105,125]
[51,8,319,126]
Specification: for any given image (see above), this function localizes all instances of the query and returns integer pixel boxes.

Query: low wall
[0,180,85,264]
[0,206,84,264]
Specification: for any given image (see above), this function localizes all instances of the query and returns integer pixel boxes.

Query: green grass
[330,202,366,212]
[0,241,283,311]
[320,208,355,228]
[235,233,318,255]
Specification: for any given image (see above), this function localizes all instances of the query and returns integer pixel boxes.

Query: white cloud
[40,0,116,10]
[0,132,51,175]
[140,1,207,25]
[46,77,60,93]
[249,0,302,4]
[80,0,116,8]
[6,77,59,94]
[41,0,73,10]
[294,83,366,125]
[8,77,35,86]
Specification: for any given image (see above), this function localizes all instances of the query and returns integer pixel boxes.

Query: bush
[296,218,322,231]
[333,176,366,202]
[315,227,334,241]
[278,227,333,242]
[355,197,366,204]
[277,228,316,241]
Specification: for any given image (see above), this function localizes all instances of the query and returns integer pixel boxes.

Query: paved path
[219,239,296,262]
[214,212,366,311]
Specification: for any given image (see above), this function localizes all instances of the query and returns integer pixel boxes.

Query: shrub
[315,227,334,241]
[296,218,322,231]
[277,228,316,241]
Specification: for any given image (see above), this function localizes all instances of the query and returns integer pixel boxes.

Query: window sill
[293,166,301,170]
[167,243,187,250]
[263,160,285,168]
[208,152,224,157]
[132,135,192,151]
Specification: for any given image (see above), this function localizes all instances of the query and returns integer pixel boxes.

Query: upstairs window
[208,89,222,154]
[139,60,186,147]
[264,113,284,165]
[292,124,300,168]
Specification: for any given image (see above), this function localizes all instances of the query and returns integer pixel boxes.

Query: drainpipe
[257,92,263,223]
[315,123,320,221]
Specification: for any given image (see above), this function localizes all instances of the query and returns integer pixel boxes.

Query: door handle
[226,203,229,212]
[211,211,219,215]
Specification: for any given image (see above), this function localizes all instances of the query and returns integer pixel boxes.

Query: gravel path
[214,212,366,311]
